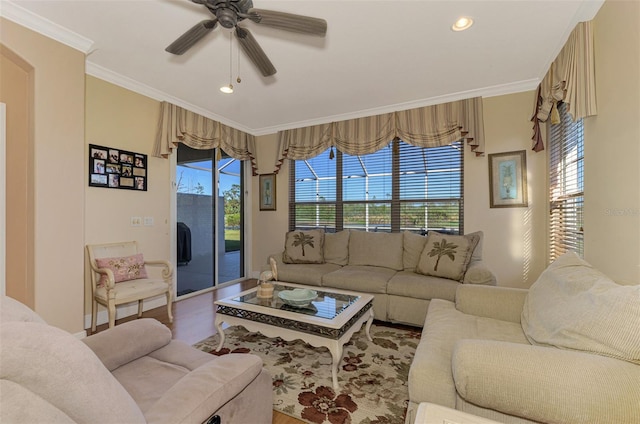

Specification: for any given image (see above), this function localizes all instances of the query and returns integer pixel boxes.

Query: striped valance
[153,102,258,174]
[531,20,597,151]
[275,97,484,173]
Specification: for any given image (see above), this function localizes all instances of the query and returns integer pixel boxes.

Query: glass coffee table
[215,282,374,390]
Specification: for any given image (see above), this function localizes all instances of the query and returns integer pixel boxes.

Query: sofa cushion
[403,231,428,271]
[322,265,396,294]
[283,229,325,264]
[96,253,148,286]
[324,230,350,266]
[522,252,640,365]
[416,232,479,281]
[348,231,404,271]
[387,271,458,301]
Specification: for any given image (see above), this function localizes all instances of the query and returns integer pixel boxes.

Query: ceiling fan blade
[235,26,277,77]
[247,8,327,37]
[165,19,218,55]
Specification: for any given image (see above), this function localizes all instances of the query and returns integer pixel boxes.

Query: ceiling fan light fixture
[220,84,234,94]
[452,16,473,31]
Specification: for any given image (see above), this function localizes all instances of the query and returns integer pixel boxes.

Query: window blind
[549,102,584,260]
[289,139,463,234]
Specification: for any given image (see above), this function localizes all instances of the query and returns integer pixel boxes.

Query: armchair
[87,241,173,331]
[1,295,272,423]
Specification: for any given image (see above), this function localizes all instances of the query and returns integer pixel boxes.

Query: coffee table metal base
[215,308,374,390]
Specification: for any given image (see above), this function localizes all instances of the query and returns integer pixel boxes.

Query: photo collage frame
[89,144,147,191]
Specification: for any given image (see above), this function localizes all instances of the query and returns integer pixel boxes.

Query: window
[289,139,464,234]
[548,102,584,260]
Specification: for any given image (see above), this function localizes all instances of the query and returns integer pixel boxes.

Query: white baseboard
[83,296,168,330]
[73,330,87,340]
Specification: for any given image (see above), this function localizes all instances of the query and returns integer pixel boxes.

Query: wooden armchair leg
[91,299,98,333]
[108,303,116,328]
[137,300,143,318]
[166,291,174,323]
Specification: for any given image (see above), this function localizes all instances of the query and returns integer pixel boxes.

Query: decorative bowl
[278,289,318,307]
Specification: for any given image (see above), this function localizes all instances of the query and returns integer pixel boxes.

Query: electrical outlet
[143,216,154,226]
[131,216,142,226]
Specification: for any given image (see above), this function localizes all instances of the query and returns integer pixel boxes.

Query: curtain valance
[153,102,258,174]
[275,97,484,173]
[531,21,597,151]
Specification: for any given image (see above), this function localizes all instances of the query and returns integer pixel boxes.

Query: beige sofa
[0,296,272,424]
[406,252,640,424]
[269,229,496,327]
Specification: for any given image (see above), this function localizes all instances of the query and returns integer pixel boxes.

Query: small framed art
[89,144,147,191]
[488,150,528,208]
[259,173,276,211]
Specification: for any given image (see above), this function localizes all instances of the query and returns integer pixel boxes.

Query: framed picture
[488,150,528,208]
[259,173,276,211]
[89,143,147,191]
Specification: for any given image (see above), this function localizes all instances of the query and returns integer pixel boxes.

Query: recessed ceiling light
[452,17,474,31]
[220,84,234,94]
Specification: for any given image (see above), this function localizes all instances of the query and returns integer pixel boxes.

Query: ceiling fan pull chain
[236,37,242,84]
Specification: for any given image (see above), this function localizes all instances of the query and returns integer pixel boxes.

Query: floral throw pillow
[416,232,480,281]
[95,253,148,286]
[282,229,325,264]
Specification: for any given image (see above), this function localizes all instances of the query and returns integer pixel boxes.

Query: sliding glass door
[175,144,244,297]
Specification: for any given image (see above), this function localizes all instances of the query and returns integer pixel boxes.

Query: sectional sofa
[406,252,640,423]
[268,229,496,327]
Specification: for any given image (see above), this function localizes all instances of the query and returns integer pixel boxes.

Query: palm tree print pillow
[416,232,480,281]
[283,229,325,264]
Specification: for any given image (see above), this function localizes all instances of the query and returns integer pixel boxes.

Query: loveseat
[406,252,640,423]
[0,296,272,424]
[269,229,496,326]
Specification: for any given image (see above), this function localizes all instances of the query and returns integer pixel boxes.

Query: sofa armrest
[462,261,496,285]
[455,285,527,323]
[143,353,265,424]
[452,339,640,423]
[83,318,172,371]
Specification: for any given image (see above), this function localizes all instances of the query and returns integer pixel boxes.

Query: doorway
[175,144,244,297]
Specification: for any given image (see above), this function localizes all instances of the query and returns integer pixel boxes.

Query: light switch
[131,216,142,226]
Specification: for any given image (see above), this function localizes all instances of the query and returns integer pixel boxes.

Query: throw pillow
[416,232,480,281]
[95,253,148,286]
[324,230,350,265]
[522,252,640,365]
[282,229,325,264]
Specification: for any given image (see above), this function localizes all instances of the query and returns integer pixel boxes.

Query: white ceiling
[2,0,603,135]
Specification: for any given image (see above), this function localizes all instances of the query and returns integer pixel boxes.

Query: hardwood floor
[90,279,303,424]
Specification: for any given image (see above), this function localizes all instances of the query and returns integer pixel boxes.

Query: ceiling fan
[165,0,327,77]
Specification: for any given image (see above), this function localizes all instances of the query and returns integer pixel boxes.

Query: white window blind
[549,102,584,260]
[289,139,463,234]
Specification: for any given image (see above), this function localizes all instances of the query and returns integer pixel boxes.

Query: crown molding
[86,62,254,135]
[252,78,540,136]
[0,1,93,53]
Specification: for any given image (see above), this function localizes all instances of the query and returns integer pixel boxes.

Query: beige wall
[84,76,171,318]
[467,92,548,288]
[0,45,34,307]
[0,18,85,332]
[251,133,289,273]
[583,0,640,285]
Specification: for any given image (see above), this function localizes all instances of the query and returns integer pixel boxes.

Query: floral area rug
[193,324,420,424]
